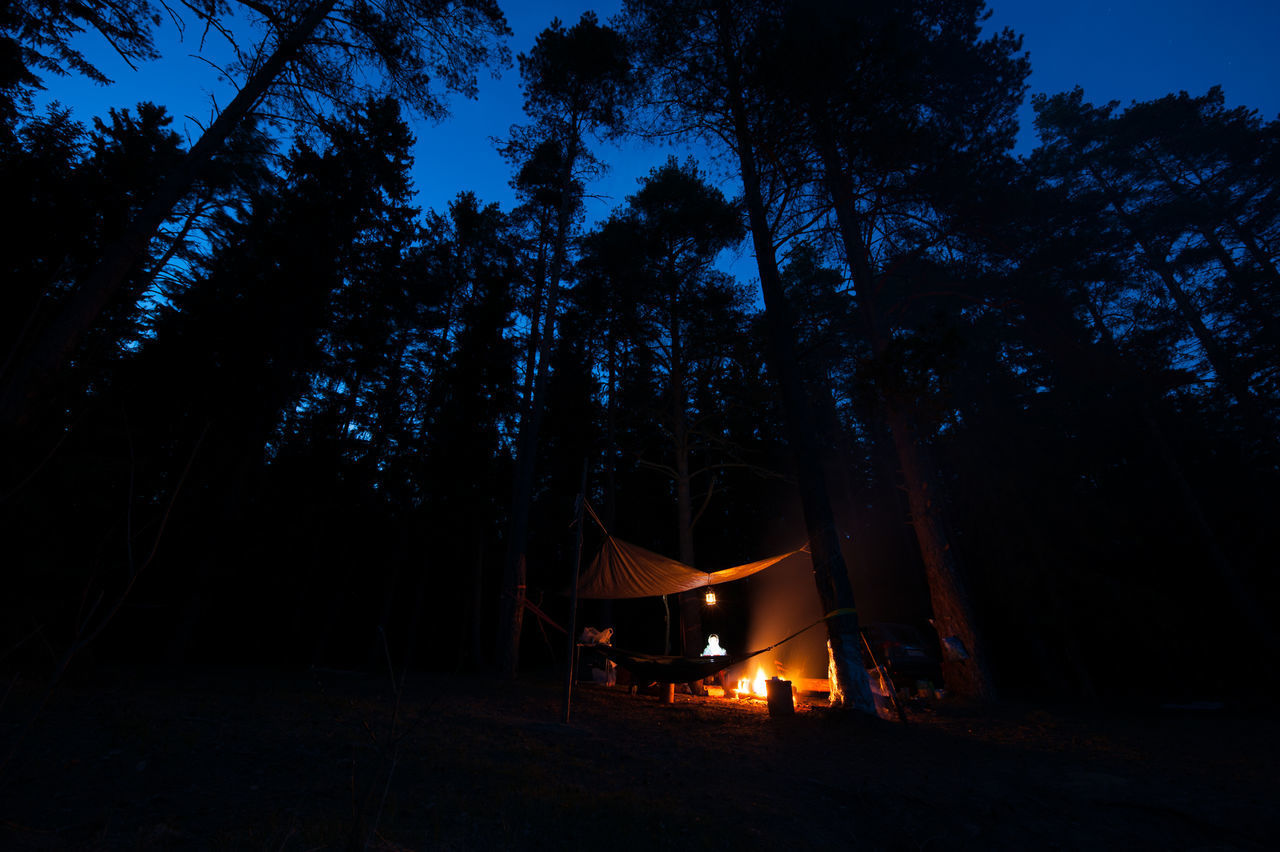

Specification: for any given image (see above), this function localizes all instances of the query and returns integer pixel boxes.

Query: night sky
[37,0,1280,270]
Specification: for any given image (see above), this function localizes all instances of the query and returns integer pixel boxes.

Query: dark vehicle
[861,623,944,693]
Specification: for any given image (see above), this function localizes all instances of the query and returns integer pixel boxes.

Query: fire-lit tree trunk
[715,11,873,713]
[814,126,996,702]
[882,404,995,700]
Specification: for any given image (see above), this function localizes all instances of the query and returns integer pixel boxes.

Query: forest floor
[1,665,1276,851]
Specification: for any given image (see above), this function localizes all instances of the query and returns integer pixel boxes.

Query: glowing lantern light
[704,587,717,605]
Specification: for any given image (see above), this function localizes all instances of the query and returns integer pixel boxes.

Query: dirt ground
[1,666,1276,850]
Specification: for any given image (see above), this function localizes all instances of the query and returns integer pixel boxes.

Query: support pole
[561,459,589,724]
[661,594,671,655]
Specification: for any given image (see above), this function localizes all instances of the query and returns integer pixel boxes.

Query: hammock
[589,615,830,685]
[594,645,760,684]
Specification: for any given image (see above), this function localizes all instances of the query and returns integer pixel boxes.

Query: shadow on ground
[1,667,1276,850]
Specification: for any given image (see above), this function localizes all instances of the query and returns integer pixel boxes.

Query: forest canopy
[1,0,1277,701]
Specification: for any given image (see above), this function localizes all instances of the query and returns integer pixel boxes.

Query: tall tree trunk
[669,301,702,657]
[497,135,580,676]
[673,404,700,651]
[599,323,617,631]
[814,125,996,702]
[956,303,1098,696]
[673,430,705,659]
[1001,480,1097,698]
[882,404,995,700]
[715,9,873,713]
[520,228,549,416]
[0,0,338,427]
[169,447,251,666]
[471,530,486,668]
[369,526,409,669]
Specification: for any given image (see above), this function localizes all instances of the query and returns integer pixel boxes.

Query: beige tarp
[576,536,808,599]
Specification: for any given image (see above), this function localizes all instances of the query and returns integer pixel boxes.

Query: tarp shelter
[576,536,808,599]
[560,515,818,696]
[562,517,903,720]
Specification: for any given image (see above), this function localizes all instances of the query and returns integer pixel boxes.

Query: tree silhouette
[496,12,633,675]
[578,157,746,656]
[0,0,510,428]
[621,0,877,710]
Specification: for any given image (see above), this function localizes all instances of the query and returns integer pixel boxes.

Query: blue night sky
[38,1,1280,243]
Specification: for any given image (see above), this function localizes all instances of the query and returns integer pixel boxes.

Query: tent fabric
[576,536,807,600]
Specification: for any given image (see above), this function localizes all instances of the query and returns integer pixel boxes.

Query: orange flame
[735,666,769,698]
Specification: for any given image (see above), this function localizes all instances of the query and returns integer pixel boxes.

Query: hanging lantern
[704,574,717,606]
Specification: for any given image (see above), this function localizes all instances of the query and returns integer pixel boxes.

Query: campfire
[714,662,828,701]
[701,665,774,700]
[735,665,769,699]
